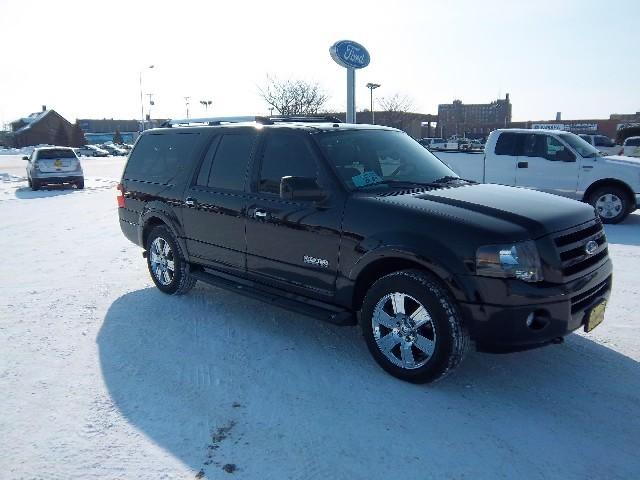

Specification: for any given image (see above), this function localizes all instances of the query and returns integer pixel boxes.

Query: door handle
[517,161,528,168]
[254,209,268,219]
[185,197,197,206]
[582,165,594,170]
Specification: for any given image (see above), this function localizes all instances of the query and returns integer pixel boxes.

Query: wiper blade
[383,180,442,188]
[432,176,462,183]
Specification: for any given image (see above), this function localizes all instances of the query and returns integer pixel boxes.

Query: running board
[190,268,355,326]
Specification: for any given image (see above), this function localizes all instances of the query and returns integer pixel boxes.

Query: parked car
[620,136,640,157]
[431,138,472,151]
[578,134,619,156]
[23,146,84,190]
[418,137,446,150]
[101,143,128,156]
[76,145,109,157]
[117,117,611,383]
[439,129,640,223]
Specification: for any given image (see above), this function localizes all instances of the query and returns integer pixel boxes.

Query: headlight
[476,240,542,282]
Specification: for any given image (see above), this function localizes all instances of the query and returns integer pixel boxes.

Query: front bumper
[458,259,612,352]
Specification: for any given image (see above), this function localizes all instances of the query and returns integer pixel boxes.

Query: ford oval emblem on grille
[585,240,598,256]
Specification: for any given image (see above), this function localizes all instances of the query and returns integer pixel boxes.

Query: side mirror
[22,156,29,161]
[280,176,327,202]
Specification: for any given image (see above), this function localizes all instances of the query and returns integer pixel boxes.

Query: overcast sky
[1,0,638,126]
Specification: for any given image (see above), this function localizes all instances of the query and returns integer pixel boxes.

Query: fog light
[526,310,550,331]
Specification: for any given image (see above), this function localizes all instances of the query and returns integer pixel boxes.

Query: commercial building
[77,118,166,144]
[510,112,640,139]
[335,111,437,139]
[437,95,512,139]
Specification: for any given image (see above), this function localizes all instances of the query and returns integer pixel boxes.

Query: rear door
[244,130,344,297]
[180,129,258,272]
[515,133,579,198]
[485,132,519,184]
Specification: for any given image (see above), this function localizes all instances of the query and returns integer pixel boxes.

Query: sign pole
[330,40,369,124]
[347,68,355,123]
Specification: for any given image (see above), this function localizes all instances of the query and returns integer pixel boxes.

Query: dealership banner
[532,123,598,132]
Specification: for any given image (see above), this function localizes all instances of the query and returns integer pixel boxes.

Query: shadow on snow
[97,285,640,478]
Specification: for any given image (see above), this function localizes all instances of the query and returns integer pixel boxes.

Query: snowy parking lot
[1,154,639,479]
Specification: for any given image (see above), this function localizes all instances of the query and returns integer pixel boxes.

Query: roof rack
[162,116,270,127]
[161,115,342,128]
[269,116,342,124]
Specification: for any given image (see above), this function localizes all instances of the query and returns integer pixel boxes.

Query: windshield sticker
[352,171,383,187]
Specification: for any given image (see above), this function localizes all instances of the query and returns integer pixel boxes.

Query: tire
[76,179,85,189]
[360,269,470,383]
[31,179,40,191]
[588,185,630,224]
[145,225,197,295]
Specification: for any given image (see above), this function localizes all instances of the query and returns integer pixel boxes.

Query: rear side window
[258,133,318,195]
[625,138,640,146]
[126,133,199,183]
[494,132,520,155]
[206,133,257,191]
[594,136,613,147]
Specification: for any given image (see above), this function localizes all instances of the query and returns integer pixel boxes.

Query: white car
[437,129,640,224]
[418,137,446,150]
[578,134,619,156]
[76,145,109,157]
[24,147,84,190]
[620,136,640,157]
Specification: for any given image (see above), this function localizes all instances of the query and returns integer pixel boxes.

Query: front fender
[341,233,477,305]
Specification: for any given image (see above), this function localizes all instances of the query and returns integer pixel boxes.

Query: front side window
[557,133,599,158]
[624,137,640,147]
[258,133,318,195]
[316,130,456,190]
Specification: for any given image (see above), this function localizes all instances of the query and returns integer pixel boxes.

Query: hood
[375,183,596,239]
[601,155,640,166]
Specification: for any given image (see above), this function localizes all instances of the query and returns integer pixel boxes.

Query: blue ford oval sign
[330,40,370,69]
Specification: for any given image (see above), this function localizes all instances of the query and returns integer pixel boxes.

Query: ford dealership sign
[330,40,370,69]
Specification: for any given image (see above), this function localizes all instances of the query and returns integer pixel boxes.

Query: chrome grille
[553,220,608,279]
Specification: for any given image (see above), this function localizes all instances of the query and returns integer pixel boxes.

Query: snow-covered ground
[1,154,639,479]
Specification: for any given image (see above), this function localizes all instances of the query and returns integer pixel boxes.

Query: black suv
[118,116,612,383]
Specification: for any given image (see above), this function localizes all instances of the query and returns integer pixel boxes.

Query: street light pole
[139,65,154,132]
[366,82,381,124]
[184,97,191,119]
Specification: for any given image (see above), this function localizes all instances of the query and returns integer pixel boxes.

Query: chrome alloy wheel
[149,237,175,286]
[595,193,623,219]
[372,292,437,370]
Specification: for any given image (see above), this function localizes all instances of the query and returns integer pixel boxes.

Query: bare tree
[259,75,329,116]
[377,93,413,113]
[376,93,414,131]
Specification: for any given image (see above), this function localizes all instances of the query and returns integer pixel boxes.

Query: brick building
[7,106,83,147]
[334,111,438,139]
[437,94,512,139]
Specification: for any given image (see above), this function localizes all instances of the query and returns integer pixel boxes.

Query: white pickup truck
[435,128,640,223]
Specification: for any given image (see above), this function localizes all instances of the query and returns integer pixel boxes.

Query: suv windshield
[316,130,457,189]
[38,149,76,159]
[558,133,600,158]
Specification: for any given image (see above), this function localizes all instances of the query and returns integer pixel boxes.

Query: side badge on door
[304,255,329,268]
